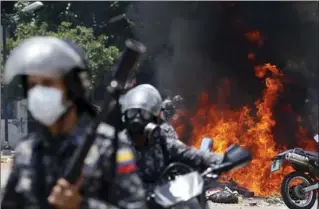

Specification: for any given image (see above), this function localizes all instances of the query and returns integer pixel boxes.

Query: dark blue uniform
[1,115,147,209]
[124,130,223,190]
[160,123,179,140]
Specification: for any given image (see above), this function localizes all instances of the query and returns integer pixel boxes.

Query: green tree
[5,1,133,48]
[2,21,120,100]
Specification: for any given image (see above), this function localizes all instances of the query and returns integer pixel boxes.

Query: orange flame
[248,52,255,60]
[245,30,264,47]
[173,29,316,196]
[174,64,298,196]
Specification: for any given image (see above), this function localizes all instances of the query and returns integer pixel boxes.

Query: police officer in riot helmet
[121,84,163,146]
[161,99,175,122]
[1,36,146,209]
[159,99,179,140]
[121,84,223,192]
[161,94,185,122]
[172,95,184,109]
[160,94,186,140]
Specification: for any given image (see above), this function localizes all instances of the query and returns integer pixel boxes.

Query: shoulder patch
[116,148,136,174]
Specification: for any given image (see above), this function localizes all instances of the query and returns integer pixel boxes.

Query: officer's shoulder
[94,123,131,147]
[118,130,132,146]
[14,133,38,157]
[95,122,116,139]
[16,133,38,150]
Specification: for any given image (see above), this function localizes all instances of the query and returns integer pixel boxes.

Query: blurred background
[0,0,318,198]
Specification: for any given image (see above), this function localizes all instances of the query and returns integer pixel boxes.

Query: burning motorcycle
[271,135,319,209]
[147,144,252,209]
[199,138,240,203]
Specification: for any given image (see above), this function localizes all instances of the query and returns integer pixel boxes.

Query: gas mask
[28,85,71,126]
[144,123,161,144]
[125,108,161,144]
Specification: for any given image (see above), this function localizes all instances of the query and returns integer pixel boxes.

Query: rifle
[63,39,146,184]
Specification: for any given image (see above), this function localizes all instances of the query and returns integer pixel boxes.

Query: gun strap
[159,136,169,166]
[35,144,54,209]
[107,102,121,201]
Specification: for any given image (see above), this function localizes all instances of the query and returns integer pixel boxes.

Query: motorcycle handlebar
[201,162,233,178]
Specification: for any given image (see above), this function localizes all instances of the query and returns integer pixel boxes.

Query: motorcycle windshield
[153,171,204,208]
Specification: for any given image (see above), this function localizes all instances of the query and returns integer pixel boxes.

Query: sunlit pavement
[1,162,12,189]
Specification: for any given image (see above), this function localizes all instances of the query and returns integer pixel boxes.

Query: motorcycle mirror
[222,144,252,169]
[199,137,214,153]
[314,134,318,143]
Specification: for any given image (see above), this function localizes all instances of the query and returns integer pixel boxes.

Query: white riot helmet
[4,37,88,84]
[121,84,162,137]
[121,84,163,117]
[4,36,91,99]
[4,36,92,126]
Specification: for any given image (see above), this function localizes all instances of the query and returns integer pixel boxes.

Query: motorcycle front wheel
[281,171,317,209]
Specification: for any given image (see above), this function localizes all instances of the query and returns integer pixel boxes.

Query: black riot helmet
[4,36,94,115]
[161,99,176,121]
[172,95,184,109]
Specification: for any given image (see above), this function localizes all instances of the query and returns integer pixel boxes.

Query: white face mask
[28,86,69,126]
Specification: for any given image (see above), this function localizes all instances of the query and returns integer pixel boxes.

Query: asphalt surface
[1,163,318,209]
[208,198,318,209]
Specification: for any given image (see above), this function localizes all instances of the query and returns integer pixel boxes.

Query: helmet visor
[126,108,152,121]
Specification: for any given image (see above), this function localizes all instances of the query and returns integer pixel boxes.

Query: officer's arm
[1,156,23,209]
[160,124,179,140]
[108,143,147,209]
[80,144,146,209]
[165,137,223,170]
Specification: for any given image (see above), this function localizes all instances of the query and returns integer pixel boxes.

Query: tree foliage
[5,1,133,47]
[1,1,138,101]
[2,21,120,99]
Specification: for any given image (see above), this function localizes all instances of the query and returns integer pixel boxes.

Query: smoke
[127,2,318,133]
[127,2,227,107]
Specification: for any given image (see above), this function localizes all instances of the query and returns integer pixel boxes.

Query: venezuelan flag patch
[116,148,136,174]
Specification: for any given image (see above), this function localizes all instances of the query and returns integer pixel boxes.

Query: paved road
[1,163,318,209]
[208,198,318,209]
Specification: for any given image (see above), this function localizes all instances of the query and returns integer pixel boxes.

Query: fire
[172,29,316,196]
[178,63,290,196]
[245,30,264,47]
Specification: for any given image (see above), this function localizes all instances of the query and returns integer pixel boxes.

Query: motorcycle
[147,143,252,209]
[271,134,319,209]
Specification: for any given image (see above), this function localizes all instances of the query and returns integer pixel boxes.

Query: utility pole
[1,23,8,143]
[0,25,2,143]
[0,28,2,145]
